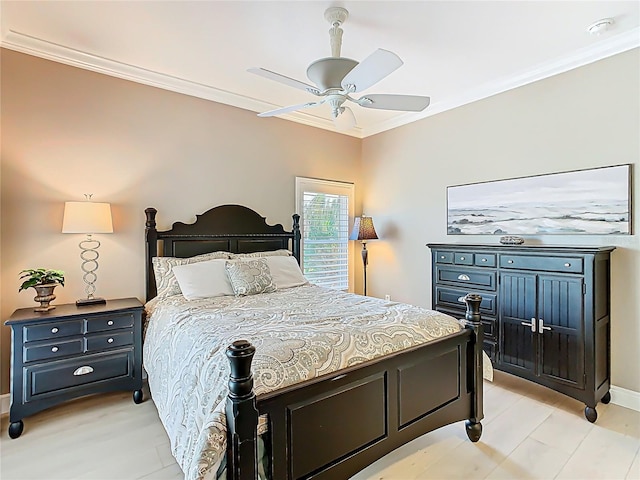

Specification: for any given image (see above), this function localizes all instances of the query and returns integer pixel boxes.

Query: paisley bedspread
[143,285,472,480]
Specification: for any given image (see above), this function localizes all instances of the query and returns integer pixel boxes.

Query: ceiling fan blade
[258,102,321,117]
[341,49,403,93]
[248,67,318,93]
[333,106,357,130]
[357,94,430,112]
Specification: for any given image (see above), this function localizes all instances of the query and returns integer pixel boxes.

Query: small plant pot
[32,283,59,312]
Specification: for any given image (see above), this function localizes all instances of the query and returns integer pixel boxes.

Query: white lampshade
[62,201,113,234]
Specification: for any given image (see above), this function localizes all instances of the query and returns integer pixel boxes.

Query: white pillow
[229,249,292,259]
[171,259,234,300]
[265,256,308,289]
[152,251,230,299]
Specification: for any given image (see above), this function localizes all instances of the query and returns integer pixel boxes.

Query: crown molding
[3,27,638,139]
[0,30,363,139]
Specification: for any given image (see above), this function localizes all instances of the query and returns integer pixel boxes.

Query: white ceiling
[2,1,639,138]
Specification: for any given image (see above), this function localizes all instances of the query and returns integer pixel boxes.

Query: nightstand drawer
[86,331,134,352]
[26,350,132,398]
[85,313,134,333]
[24,320,83,342]
[24,339,83,363]
[435,266,496,290]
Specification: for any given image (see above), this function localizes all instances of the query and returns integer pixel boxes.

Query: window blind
[295,178,354,292]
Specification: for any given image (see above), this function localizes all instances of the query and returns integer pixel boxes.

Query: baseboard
[611,385,640,412]
[1,393,9,416]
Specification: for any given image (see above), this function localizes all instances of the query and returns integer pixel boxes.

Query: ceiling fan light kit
[249,7,430,130]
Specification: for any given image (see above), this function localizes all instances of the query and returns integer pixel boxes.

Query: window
[295,177,355,291]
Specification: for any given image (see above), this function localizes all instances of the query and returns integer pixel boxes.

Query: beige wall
[0,49,362,394]
[361,49,640,393]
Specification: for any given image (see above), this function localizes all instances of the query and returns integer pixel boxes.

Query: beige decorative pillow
[152,251,231,299]
[228,249,292,259]
[225,258,276,296]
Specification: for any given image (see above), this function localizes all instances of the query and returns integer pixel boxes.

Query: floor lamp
[62,195,113,306]
[350,216,378,296]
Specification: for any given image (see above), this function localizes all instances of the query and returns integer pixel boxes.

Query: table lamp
[62,195,113,305]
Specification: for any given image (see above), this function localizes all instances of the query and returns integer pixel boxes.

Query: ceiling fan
[248,7,431,130]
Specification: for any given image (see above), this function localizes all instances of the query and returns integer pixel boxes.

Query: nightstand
[5,297,144,439]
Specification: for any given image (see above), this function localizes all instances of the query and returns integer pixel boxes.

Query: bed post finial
[145,208,159,302]
[463,293,484,442]
[292,213,301,264]
[226,340,258,480]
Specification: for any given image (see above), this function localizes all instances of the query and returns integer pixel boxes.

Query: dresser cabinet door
[537,275,585,388]
[499,272,536,373]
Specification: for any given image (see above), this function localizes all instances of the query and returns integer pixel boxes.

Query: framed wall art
[447,164,631,235]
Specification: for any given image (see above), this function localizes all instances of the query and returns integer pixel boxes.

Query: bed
[143,204,486,480]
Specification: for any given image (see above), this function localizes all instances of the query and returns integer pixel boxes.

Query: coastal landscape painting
[447,165,631,235]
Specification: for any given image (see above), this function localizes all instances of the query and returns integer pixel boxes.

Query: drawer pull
[73,366,94,376]
[457,274,470,281]
[440,255,446,259]
[51,346,59,353]
[107,338,114,344]
[481,258,487,262]
[51,327,59,334]
[507,260,514,264]
[460,256,465,260]
[564,263,571,267]
[107,320,114,326]
[457,296,465,303]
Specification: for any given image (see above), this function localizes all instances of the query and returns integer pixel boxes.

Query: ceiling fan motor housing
[306,57,358,91]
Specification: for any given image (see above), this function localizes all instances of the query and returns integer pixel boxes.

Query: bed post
[463,293,484,442]
[145,208,158,302]
[292,213,301,264]
[226,340,259,480]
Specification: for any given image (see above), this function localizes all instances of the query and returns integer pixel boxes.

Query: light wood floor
[1,372,639,480]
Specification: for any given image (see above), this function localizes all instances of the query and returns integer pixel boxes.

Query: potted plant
[19,268,65,312]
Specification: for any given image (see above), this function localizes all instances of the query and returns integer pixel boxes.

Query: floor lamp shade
[62,200,113,306]
[350,216,378,296]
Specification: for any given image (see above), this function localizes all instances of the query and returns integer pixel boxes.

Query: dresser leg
[8,420,24,439]
[133,389,144,404]
[601,391,611,404]
[465,420,483,442]
[585,406,598,423]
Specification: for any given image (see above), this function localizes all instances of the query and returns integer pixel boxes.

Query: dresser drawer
[24,338,83,363]
[435,251,454,264]
[454,253,474,265]
[26,350,133,399]
[474,253,496,267]
[24,320,83,342]
[435,266,496,290]
[86,331,134,352]
[85,312,134,333]
[435,287,497,316]
[500,254,583,274]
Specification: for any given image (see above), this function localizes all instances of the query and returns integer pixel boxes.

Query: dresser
[427,244,615,422]
[6,297,144,438]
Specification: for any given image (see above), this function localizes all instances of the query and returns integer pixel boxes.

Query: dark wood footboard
[226,294,484,480]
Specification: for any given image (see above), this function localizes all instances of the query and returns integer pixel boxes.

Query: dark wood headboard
[144,204,301,302]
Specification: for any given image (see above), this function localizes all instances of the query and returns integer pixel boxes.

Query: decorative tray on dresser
[5,297,144,438]
[427,243,615,422]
